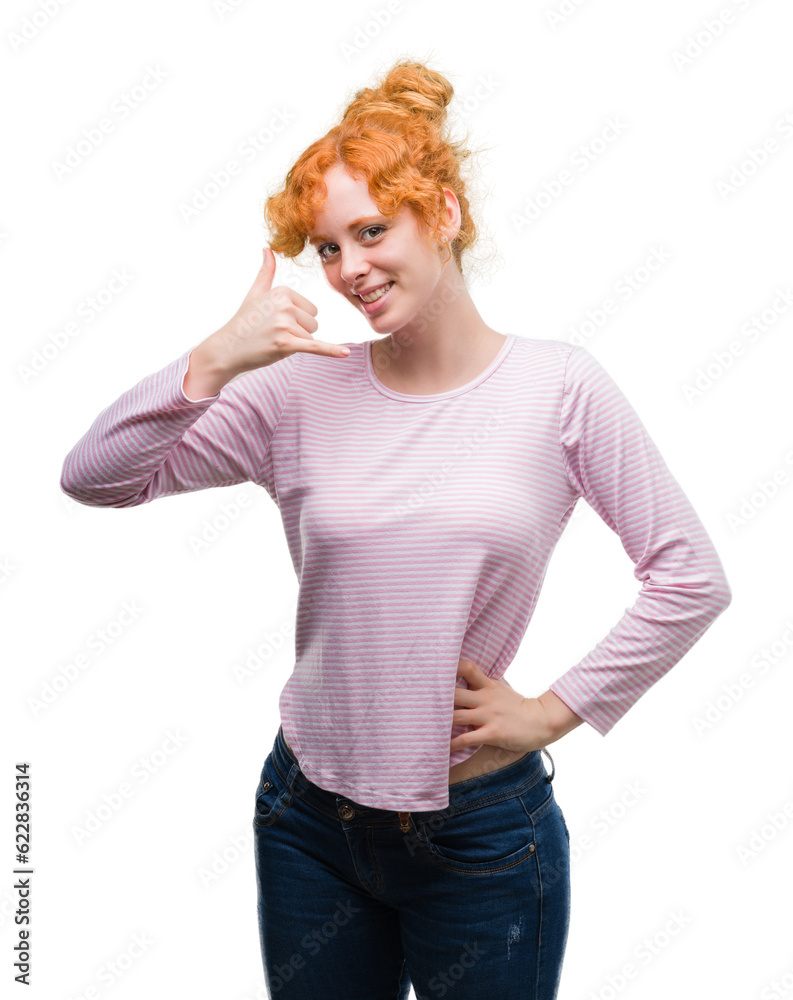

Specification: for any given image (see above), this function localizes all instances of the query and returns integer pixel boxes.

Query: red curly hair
[262,58,483,273]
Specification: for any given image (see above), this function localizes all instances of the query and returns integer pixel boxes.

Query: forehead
[321,163,371,195]
[307,166,386,240]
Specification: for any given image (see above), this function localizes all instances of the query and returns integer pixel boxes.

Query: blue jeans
[253,725,571,999]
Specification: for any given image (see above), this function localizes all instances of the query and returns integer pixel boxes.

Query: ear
[440,186,462,243]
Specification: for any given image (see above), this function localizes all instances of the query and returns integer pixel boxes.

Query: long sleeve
[548,345,732,736]
[60,346,299,508]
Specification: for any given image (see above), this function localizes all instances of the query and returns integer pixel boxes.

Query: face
[306,163,459,335]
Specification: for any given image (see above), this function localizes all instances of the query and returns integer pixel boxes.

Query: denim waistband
[272,724,555,821]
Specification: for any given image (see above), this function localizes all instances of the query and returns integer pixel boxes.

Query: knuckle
[271,333,291,351]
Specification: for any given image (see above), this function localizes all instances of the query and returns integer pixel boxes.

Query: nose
[339,242,371,289]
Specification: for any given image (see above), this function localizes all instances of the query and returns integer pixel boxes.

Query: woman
[61,60,732,999]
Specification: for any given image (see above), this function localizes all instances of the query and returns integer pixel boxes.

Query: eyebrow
[308,216,386,244]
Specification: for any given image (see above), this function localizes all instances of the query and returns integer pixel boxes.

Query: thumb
[252,246,276,295]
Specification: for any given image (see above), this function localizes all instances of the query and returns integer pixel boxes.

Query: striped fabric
[60,334,731,810]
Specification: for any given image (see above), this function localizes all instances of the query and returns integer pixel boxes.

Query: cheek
[407,267,440,299]
[327,274,352,300]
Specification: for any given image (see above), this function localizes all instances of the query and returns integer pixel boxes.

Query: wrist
[183,335,236,399]
[536,689,585,744]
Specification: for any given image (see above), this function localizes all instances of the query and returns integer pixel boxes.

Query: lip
[354,280,393,298]
[358,281,394,315]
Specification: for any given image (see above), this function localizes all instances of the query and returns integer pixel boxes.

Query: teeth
[360,281,393,303]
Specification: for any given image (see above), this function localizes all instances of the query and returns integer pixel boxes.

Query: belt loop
[542,747,555,783]
[284,760,301,798]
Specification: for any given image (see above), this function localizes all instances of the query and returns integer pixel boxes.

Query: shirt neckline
[364,333,517,402]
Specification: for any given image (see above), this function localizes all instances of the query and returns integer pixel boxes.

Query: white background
[3,1,792,998]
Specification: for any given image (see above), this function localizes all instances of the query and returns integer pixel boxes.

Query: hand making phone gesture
[183,247,350,399]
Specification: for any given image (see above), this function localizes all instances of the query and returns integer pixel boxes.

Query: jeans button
[338,803,356,820]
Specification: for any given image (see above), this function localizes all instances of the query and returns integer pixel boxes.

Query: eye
[316,242,338,262]
[316,225,387,263]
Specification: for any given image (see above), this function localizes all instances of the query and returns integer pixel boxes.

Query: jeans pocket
[415,793,538,874]
[252,755,293,829]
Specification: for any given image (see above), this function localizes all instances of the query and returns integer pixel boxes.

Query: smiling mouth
[358,281,394,304]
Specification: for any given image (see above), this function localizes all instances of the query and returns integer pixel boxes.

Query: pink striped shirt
[60,334,731,810]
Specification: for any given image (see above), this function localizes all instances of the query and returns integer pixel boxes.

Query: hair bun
[344,60,453,127]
